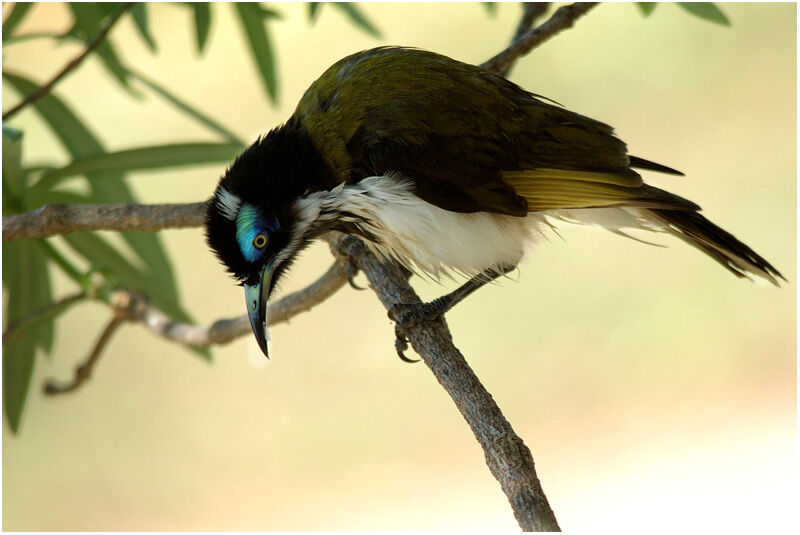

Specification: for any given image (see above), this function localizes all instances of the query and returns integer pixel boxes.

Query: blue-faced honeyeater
[205,47,783,357]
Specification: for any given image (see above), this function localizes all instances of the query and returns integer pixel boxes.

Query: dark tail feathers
[649,209,784,285]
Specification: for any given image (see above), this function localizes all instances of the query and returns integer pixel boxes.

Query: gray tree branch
[107,258,350,348]
[2,202,206,242]
[482,2,597,74]
[43,316,124,395]
[497,3,551,77]
[327,233,560,531]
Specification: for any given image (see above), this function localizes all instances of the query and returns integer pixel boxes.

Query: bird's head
[205,122,337,357]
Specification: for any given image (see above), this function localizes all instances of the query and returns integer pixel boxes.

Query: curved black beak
[244,261,274,358]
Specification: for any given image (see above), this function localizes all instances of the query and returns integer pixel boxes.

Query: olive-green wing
[296,47,681,216]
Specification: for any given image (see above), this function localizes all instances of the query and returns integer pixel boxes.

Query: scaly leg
[390,264,517,362]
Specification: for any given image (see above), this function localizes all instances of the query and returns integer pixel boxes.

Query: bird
[205,46,783,358]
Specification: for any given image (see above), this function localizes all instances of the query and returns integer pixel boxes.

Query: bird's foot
[389,299,450,326]
[388,298,452,363]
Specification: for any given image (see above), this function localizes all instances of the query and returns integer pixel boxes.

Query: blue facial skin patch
[235,204,278,262]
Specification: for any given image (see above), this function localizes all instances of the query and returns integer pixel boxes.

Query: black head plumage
[204,121,336,286]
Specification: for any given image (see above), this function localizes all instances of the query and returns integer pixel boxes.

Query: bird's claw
[342,242,367,290]
[388,301,449,363]
[348,276,367,291]
[393,323,419,363]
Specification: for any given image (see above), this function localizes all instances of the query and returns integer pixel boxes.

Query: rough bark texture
[2,202,206,241]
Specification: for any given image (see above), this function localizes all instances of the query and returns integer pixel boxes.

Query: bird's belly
[361,194,532,278]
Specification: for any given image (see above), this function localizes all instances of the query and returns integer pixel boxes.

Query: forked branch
[482,2,597,74]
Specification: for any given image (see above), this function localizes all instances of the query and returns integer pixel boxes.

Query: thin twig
[482,2,597,75]
[498,2,551,77]
[327,233,560,532]
[2,202,206,242]
[43,316,124,395]
[107,258,350,348]
[2,2,134,121]
[2,291,88,346]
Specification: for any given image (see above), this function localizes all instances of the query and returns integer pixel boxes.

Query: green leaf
[31,142,244,193]
[308,2,322,23]
[483,3,497,16]
[66,3,139,96]
[184,2,212,53]
[131,3,157,52]
[3,239,53,433]
[2,2,35,40]
[130,69,243,143]
[330,3,380,38]
[2,72,205,358]
[3,324,36,433]
[233,2,279,104]
[677,3,730,26]
[637,3,657,16]
[2,31,64,45]
[30,243,54,354]
[3,126,25,197]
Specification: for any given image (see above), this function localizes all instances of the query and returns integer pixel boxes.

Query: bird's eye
[253,233,268,249]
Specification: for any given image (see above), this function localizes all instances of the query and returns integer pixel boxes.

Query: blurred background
[2,2,796,531]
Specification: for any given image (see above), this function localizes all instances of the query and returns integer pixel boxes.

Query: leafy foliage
[677,3,730,26]
[637,3,658,17]
[233,3,281,103]
[637,2,730,25]
[0,1,386,434]
[307,2,380,37]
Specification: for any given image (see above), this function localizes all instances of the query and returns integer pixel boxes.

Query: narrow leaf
[3,239,53,433]
[2,2,35,40]
[637,3,657,16]
[308,2,322,23]
[131,3,157,52]
[67,3,139,96]
[186,2,212,53]
[31,142,243,193]
[331,3,380,38]
[233,3,278,103]
[2,72,203,359]
[2,126,25,197]
[130,69,243,143]
[30,243,54,354]
[677,3,730,26]
[3,325,36,433]
[2,31,64,45]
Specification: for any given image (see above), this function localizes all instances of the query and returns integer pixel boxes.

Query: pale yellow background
[2,2,796,531]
